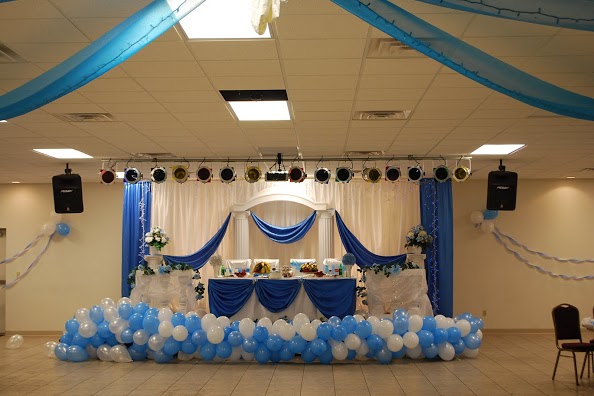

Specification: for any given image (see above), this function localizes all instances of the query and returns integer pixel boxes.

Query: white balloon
[406,345,424,359]
[476,329,483,340]
[435,315,447,329]
[367,316,380,334]
[158,321,174,338]
[43,341,58,357]
[438,342,455,361]
[177,351,193,361]
[387,334,404,352]
[49,211,63,224]
[445,318,455,328]
[356,340,369,357]
[196,309,207,318]
[332,342,348,361]
[217,316,230,328]
[378,320,394,339]
[241,350,254,361]
[186,311,199,318]
[353,314,364,323]
[206,325,225,344]
[201,314,217,331]
[41,223,55,237]
[158,308,174,322]
[75,308,90,323]
[456,319,471,337]
[133,329,149,345]
[6,334,24,349]
[108,318,127,335]
[402,332,419,349]
[97,345,113,361]
[78,321,98,338]
[408,315,423,333]
[463,348,479,358]
[117,297,132,308]
[292,313,310,331]
[470,211,484,225]
[239,318,255,338]
[229,346,243,361]
[257,317,273,332]
[299,323,317,341]
[110,345,132,363]
[148,334,166,351]
[480,220,494,234]
[100,298,116,309]
[172,325,189,342]
[104,306,119,323]
[310,319,322,331]
[279,324,295,341]
[344,334,361,350]
[86,345,98,360]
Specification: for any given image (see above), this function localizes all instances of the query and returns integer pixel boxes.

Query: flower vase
[407,245,422,254]
[149,245,161,256]
[144,255,163,272]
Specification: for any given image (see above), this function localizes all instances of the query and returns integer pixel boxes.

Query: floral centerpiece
[405,224,433,251]
[145,226,169,251]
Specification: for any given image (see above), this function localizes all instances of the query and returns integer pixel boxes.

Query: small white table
[130,270,197,313]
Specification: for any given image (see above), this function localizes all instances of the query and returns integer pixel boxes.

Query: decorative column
[233,211,250,259]
[317,209,335,264]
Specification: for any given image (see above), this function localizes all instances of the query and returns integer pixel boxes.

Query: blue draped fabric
[302,279,356,319]
[332,0,594,121]
[164,213,231,269]
[250,211,317,244]
[122,181,152,297]
[208,279,254,317]
[255,279,302,313]
[414,0,594,32]
[0,0,207,120]
[335,211,407,268]
[420,179,454,317]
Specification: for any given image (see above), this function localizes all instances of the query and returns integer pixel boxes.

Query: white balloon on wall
[470,211,484,225]
[480,220,495,234]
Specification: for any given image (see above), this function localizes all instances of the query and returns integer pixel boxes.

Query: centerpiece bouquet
[145,226,169,251]
[404,224,433,250]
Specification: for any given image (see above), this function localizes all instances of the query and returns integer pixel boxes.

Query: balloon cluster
[470,209,498,234]
[54,298,483,364]
[41,211,70,237]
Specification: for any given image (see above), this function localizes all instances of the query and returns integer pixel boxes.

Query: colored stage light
[100,169,116,184]
[151,167,167,183]
[433,165,450,183]
[220,166,236,183]
[288,166,306,183]
[172,165,189,183]
[314,168,330,184]
[385,166,400,182]
[196,166,212,183]
[407,166,424,182]
[452,166,470,182]
[335,167,353,183]
[245,166,261,183]
[124,168,142,184]
[362,167,382,183]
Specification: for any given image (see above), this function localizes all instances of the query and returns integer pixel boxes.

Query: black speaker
[52,174,84,213]
[487,171,517,211]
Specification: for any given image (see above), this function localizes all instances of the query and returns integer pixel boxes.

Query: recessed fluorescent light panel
[471,144,525,155]
[33,149,93,159]
[116,171,125,179]
[179,0,271,39]
[229,101,290,121]
[0,120,7,123]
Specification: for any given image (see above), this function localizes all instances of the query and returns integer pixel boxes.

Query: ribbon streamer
[2,234,55,289]
[0,234,43,265]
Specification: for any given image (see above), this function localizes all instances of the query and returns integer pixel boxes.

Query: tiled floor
[1,334,594,395]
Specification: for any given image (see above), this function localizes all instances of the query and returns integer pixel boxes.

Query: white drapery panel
[151,179,420,310]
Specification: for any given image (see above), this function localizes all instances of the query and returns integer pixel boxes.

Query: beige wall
[0,183,123,332]
[453,179,594,329]
[1,179,593,331]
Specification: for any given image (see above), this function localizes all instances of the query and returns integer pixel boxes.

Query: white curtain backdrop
[151,179,420,310]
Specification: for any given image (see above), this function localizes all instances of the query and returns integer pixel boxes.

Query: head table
[208,277,356,321]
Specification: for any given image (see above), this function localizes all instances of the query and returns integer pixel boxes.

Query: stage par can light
[124,168,142,184]
[335,167,353,183]
[433,165,450,183]
[362,167,382,183]
[407,166,424,182]
[453,166,471,182]
[314,168,330,184]
[385,166,400,182]
[289,166,306,183]
[245,166,262,183]
[196,166,212,183]
[220,166,236,183]
[172,165,189,183]
[100,169,116,184]
[151,166,167,183]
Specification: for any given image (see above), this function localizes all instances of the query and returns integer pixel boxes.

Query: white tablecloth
[366,269,433,317]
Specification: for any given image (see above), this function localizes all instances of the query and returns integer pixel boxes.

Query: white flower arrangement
[404,224,433,249]
[145,226,169,251]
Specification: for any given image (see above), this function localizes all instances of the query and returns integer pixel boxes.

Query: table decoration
[405,224,433,253]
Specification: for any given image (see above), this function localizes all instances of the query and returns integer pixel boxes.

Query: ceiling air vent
[53,113,116,122]
[344,150,385,157]
[580,168,594,173]
[366,38,422,59]
[0,43,26,63]
[353,110,411,120]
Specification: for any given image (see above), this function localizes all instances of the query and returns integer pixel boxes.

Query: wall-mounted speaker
[52,173,84,213]
[487,171,518,211]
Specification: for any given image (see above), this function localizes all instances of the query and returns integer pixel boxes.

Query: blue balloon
[393,309,409,319]
[216,341,232,358]
[153,350,174,364]
[483,209,498,220]
[422,316,437,332]
[266,335,283,352]
[185,315,201,333]
[71,333,90,347]
[477,318,484,330]
[163,338,181,355]
[56,223,70,236]
[393,317,408,335]
[376,346,393,364]
[55,343,69,360]
[366,334,383,351]
[253,326,269,342]
[230,321,240,331]
[463,334,481,350]
[301,346,316,363]
[128,346,148,361]
[423,343,439,359]
[355,321,372,338]
[255,345,271,363]
[224,326,233,340]
[120,328,134,344]
[279,344,294,361]
[417,330,434,348]
[469,318,480,334]
[227,331,243,347]
[289,335,306,354]
[65,319,79,335]
[366,349,377,359]
[327,316,341,327]
[331,325,348,342]
[447,327,461,344]
[456,312,472,321]
[347,349,357,360]
[191,330,208,346]
[270,350,281,363]
[132,342,148,352]
[128,313,144,331]
[146,307,159,317]
[105,335,119,346]
[90,334,104,348]
[200,343,216,361]
[133,302,149,315]
[97,321,111,338]
[118,303,134,320]
[181,338,198,354]
[342,316,357,333]
[171,313,185,327]
[60,333,73,345]
[242,337,258,353]
[67,345,88,362]
[392,348,407,359]
[433,328,448,345]
[142,315,160,334]
[310,338,328,356]
[316,323,332,340]
[453,339,466,355]
[89,306,104,324]
[318,346,333,364]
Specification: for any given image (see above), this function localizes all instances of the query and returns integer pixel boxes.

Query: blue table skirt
[208,278,356,319]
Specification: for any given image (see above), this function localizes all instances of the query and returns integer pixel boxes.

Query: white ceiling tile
[279,39,366,59]
[0,123,42,138]
[40,103,107,114]
[209,76,285,90]
[161,102,229,114]
[290,89,356,101]
[121,62,204,78]
[275,15,368,39]
[353,101,418,111]
[356,88,425,102]
[363,59,442,75]
[135,77,212,92]
[187,40,278,61]
[240,121,295,130]
[81,91,156,104]
[422,87,491,101]
[98,103,168,114]
[6,43,87,62]
[286,75,357,90]
[350,120,408,129]
[0,19,89,43]
[0,63,44,79]
[283,59,361,76]
[128,42,195,62]
[282,0,347,15]
[200,60,282,77]
[0,0,64,19]
[358,75,433,89]
[172,111,235,122]
[292,101,353,112]
[52,0,150,18]
[150,90,222,103]
[21,123,90,138]
[80,78,144,92]
[293,111,350,121]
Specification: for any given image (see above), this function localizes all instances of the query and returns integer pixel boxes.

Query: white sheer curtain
[151,179,420,310]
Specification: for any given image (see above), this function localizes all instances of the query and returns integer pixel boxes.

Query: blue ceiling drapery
[250,211,317,244]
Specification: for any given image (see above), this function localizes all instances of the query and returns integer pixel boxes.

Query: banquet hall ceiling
[0,0,593,183]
